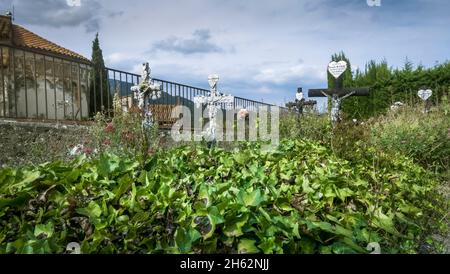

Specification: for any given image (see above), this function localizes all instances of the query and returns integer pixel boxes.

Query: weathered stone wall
[0,119,91,167]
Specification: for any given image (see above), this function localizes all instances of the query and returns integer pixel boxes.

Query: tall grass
[280,97,450,179]
[370,101,450,177]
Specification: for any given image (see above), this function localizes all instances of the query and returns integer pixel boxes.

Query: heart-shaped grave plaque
[418,89,432,101]
[328,61,348,79]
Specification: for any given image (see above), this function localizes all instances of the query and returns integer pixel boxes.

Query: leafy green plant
[0,140,446,254]
[370,104,450,175]
[279,112,331,145]
[337,55,450,119]
[90,93,161,163]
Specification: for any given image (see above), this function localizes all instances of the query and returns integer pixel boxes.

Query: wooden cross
[286,88,317,115]
[308,61,370,127]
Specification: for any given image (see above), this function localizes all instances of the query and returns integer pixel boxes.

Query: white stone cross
[130,62,162,128]
[194,74,234,142]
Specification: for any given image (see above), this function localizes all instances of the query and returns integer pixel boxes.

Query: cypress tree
[89,33,110,116]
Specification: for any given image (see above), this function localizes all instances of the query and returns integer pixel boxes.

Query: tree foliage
[89,33,111,116]
[330,52,450,119]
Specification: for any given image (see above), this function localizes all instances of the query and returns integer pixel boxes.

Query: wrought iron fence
[0,45,90,121]
[0,45,287,122]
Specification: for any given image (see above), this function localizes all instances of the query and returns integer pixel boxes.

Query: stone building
[0,13,91,120]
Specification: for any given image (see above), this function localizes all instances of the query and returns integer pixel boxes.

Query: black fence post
[51,57,55,120]
[99,68,103,113]
[33,53,38,118]
[62,60,66,120]
[78,63,82,120]
[1,47,5,117]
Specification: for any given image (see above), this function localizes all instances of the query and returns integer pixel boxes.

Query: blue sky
[1,0,449,109]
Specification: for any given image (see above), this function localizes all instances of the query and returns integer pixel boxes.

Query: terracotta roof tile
[11,24,90,63]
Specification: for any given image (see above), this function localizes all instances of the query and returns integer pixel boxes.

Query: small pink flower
[104,123,115,133]
[238,108,249,119]
[102,139,111,146]
[122,132,135,142]
[83,147,93,155]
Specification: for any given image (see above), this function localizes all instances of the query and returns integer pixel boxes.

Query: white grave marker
[194,74,234,143]
[417,89,433,101]
[130,63,162,128]
[296,91,304,101]
[328,61,348,79]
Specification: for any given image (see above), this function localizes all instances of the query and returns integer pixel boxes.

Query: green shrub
[279,112,331,145]
[330,119,372,162]
[370,103,450,175]
[89,94,160,162]
[0,140,446,254]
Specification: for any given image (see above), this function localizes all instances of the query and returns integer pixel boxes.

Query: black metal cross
[308,61,370,127]
[286,88,317,115]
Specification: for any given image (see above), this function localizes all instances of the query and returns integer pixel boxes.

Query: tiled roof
[0,15,90,64]
[12,24,91,63]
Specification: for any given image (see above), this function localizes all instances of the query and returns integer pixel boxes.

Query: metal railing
[0,45,286,122]
[102,67,281,114]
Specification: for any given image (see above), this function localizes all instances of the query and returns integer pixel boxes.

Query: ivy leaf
[0,193,32,208]
[76,201,102,220]
[372,209,401,236]
[237,189,265,207]
[233,153,247,165]
[175,227,201,253]
[238,239,260,254]
[97,154,120,178]
[34,222,54,239]
[301,177,314,193]
[5,170,40,194]
[224,214,249,237]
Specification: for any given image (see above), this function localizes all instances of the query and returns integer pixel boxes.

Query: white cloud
[3,0,449,107]
[66,0,81,7]
[253,63,326,85]
[105,52,135,65]
[152,29,225,55]
[0,0,102,32]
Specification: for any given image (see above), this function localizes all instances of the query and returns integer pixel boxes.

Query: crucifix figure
[130,62,162,129]
[194,74,234,143]
[308,61,370,127]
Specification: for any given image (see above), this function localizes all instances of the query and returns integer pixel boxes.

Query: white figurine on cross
[194,74,234,142]
[130,62,162,128]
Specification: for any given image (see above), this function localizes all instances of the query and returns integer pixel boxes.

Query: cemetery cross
[308,61,370,127]
[130,62,162,129]
[286,88,317,115]
[194,74,234,144]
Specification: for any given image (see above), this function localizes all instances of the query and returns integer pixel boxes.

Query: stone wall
[0,119,91,167]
